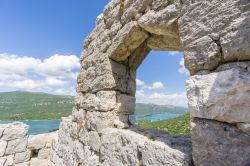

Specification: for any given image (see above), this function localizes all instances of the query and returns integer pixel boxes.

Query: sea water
[0,114,180,135]
[0,120,60,135]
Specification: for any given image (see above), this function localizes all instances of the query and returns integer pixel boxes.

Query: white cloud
[0,53,80,95]
[45,77,66,87]
[148,82,164,89]
[136,79,145,86]
[167,51,183,56]
[137,79,165,90]
[178,58,189,75]
[135,79,187,107]
[136,91,188,107]
[135,89,145,98]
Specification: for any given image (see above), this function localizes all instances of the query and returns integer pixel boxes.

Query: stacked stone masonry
[0,122,57,166]
[2,0,248,165]
[49,0,250,165]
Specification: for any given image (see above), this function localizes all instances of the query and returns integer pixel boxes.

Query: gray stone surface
[5,137,28,155]
[187,62,250,123]
[108,21,149,61]
[1,122,28,141]
[14,150,31,164]
[0,122,58,166]
[0,157,6,166]
[237,123,250,135]
[5,155,14,166]
[0,140,7,157]
[100,128,192,166]
[28,131,58,150]
[192,118,250,166]
[138,2,180,36]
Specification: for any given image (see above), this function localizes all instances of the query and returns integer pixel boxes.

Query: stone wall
[0,122,57,166]
[36,0,250,165]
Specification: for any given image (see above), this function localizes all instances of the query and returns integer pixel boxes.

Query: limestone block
[76,145,99,166]
[108,21,149,61]
[59,117,78,140]
[187,62,250,123]
[192,118,250,166]
[121,0,152,24]
[1,122,28,141]
[179,0,250,72]
[14,150,31,164]
[220,14,250,61]
[88,131,101,152]
[0,140,7,157]
[138,3,180,37]
[86,24,112,54]
[128,41,150,69]
[100,128,147,165]
[58,128,74,146]
[116,94,135,114]
[75,93,96,110]
[103,0,123,28]
[141,141,191,166]
[38,148,51,159]
[85,111,116,132]
[147,34,182,51]
[15,162,30,166]
[0,127,4,138]
[83,17,107,50]
[48,150,64,166]
[179,0,242,46]
[151,0,171,10]
[78,129,101,152]
[237,123,250,135]
[75,91,117,112]
[28,132,58,150]
[100,128,191,166]
[183,36,222,74]
[0,157,6,166]
[4,155,14,166]
[114,115,129,129]
[5,137,28,155]
[78,57,136,94]
[95,91,117,112]
[72,108,85,122]
[30,158,48,166]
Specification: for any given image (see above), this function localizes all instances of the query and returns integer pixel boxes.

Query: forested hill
[0,91,187,120]
[0,91,74,120]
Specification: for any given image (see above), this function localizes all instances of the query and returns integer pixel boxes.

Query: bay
[0,113,180,135]
[0,120,60,135]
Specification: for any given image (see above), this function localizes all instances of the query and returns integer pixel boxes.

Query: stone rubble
[0,122,57,166]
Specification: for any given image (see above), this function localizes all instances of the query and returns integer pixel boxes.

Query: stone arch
[49,0,250,166]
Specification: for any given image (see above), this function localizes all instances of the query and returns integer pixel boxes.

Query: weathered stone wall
[0,123,57,166]
[48,0,250,166]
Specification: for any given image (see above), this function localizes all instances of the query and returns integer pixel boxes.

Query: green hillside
[139,112,191,136]
[0,91,74,120]
[135,103,187,115]
[0,91,188,120]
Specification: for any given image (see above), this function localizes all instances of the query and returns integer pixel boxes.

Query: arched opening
[131,50,190,136]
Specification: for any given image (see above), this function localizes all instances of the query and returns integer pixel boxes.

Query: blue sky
[0,0,189,107]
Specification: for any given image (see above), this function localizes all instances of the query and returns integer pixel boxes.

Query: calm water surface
[0,114,180,135]
[0,120,60,135]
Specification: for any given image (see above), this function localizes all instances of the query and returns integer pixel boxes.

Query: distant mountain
[0,91,188,120]
[135,103,188,115]
[0,91,74,120]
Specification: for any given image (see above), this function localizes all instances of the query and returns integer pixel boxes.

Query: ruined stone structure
[45,0,250,165]
[0,123,57,166]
